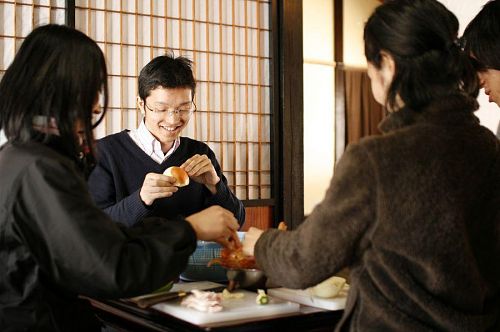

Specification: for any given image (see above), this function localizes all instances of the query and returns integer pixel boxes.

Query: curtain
[344,67,385,145]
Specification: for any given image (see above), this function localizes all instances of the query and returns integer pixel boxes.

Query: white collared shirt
[128,120,180,164]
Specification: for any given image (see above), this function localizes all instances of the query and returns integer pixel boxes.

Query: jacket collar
[35,134,94,178]
[379,94,479,134]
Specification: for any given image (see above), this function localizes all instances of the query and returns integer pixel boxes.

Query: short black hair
[463,0,500,71]
[138,52,196,101]
[364,0,479,112]
[0,24,108,159]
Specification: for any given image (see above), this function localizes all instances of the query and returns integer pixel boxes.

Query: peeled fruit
[164,166,189,187]
[309,276,346,298]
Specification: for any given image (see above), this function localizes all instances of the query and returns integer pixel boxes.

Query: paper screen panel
[74,0,272,200]
[0,0,65,81]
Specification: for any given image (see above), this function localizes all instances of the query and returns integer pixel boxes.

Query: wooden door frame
[271,0,303,229]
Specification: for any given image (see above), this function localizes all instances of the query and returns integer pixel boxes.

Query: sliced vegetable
[256,289,269,305]
[222,289,245,299]
[309,276,346,298]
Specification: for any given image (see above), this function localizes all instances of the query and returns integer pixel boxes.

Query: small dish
[226,268,267,291]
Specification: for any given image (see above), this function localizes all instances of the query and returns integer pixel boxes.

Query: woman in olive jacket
[244,1,499,331]
[0,25,240,332]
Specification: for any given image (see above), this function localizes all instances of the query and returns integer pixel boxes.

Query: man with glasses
[462,0,500,138]
[88,54,245,227]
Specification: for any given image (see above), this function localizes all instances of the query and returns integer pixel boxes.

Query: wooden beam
[334,0,343,63]
[65,0,75,28]
[272,0,304,229]
[334,0,346,159]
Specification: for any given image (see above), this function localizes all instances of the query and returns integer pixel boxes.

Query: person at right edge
[242,0,500,331]
[462,0,500,139]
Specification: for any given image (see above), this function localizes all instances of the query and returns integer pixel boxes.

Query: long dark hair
[0,24,108,160]
[364,0,479,112]
[463,0,500,71]
[138,52,196,101]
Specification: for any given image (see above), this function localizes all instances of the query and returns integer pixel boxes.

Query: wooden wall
[242,205,273,231]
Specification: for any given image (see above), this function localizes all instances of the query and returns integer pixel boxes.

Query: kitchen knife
[130,285,227,309]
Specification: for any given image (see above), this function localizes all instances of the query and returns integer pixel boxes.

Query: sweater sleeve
[87,143,151,227]
[254,143,376,289]
[16,156,197,298]
[203,148,246,227]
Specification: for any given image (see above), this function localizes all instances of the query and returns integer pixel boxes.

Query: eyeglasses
[144,101,196,118]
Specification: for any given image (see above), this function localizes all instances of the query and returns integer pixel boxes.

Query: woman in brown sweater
[243,0,500,331]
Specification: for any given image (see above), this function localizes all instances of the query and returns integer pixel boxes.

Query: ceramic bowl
[226,268,267,290]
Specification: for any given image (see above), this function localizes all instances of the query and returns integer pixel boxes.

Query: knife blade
[130,285,227,309]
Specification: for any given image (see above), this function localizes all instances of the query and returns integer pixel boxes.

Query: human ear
[137,96,145,115]
[91,95,101,114]
[379,50,396,87]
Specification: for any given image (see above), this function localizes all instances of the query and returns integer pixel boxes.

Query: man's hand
[185,206,241,248]
[181,154,220,194]
[139,172,178,206]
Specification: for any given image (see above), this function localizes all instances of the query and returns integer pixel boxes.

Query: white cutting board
[268,284,349,311]
[152,281,300,326]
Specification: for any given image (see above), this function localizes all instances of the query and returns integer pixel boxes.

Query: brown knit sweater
[255,97,500,331]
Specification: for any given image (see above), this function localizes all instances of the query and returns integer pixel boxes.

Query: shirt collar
[136,120,180,162]
[137,120,158,156]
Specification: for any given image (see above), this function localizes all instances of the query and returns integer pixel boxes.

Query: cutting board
[152,281,300,326]
[268,284,349,311]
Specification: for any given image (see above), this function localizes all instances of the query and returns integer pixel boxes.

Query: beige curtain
[344,67,385,145]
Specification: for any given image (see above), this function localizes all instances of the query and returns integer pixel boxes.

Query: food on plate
[180,289,223,312]
[308,276,346,298]
[221,289,245,299]
[255,289,269,305]
[164,166,189,187]
[208,247,257,269]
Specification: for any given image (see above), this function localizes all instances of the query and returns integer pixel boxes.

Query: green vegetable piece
[153,281,174,293]
[256,289,269,305]
[259,296,269,304]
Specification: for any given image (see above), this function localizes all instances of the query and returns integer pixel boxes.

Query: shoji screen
[0,0,66,81]
[74,0,271,201]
